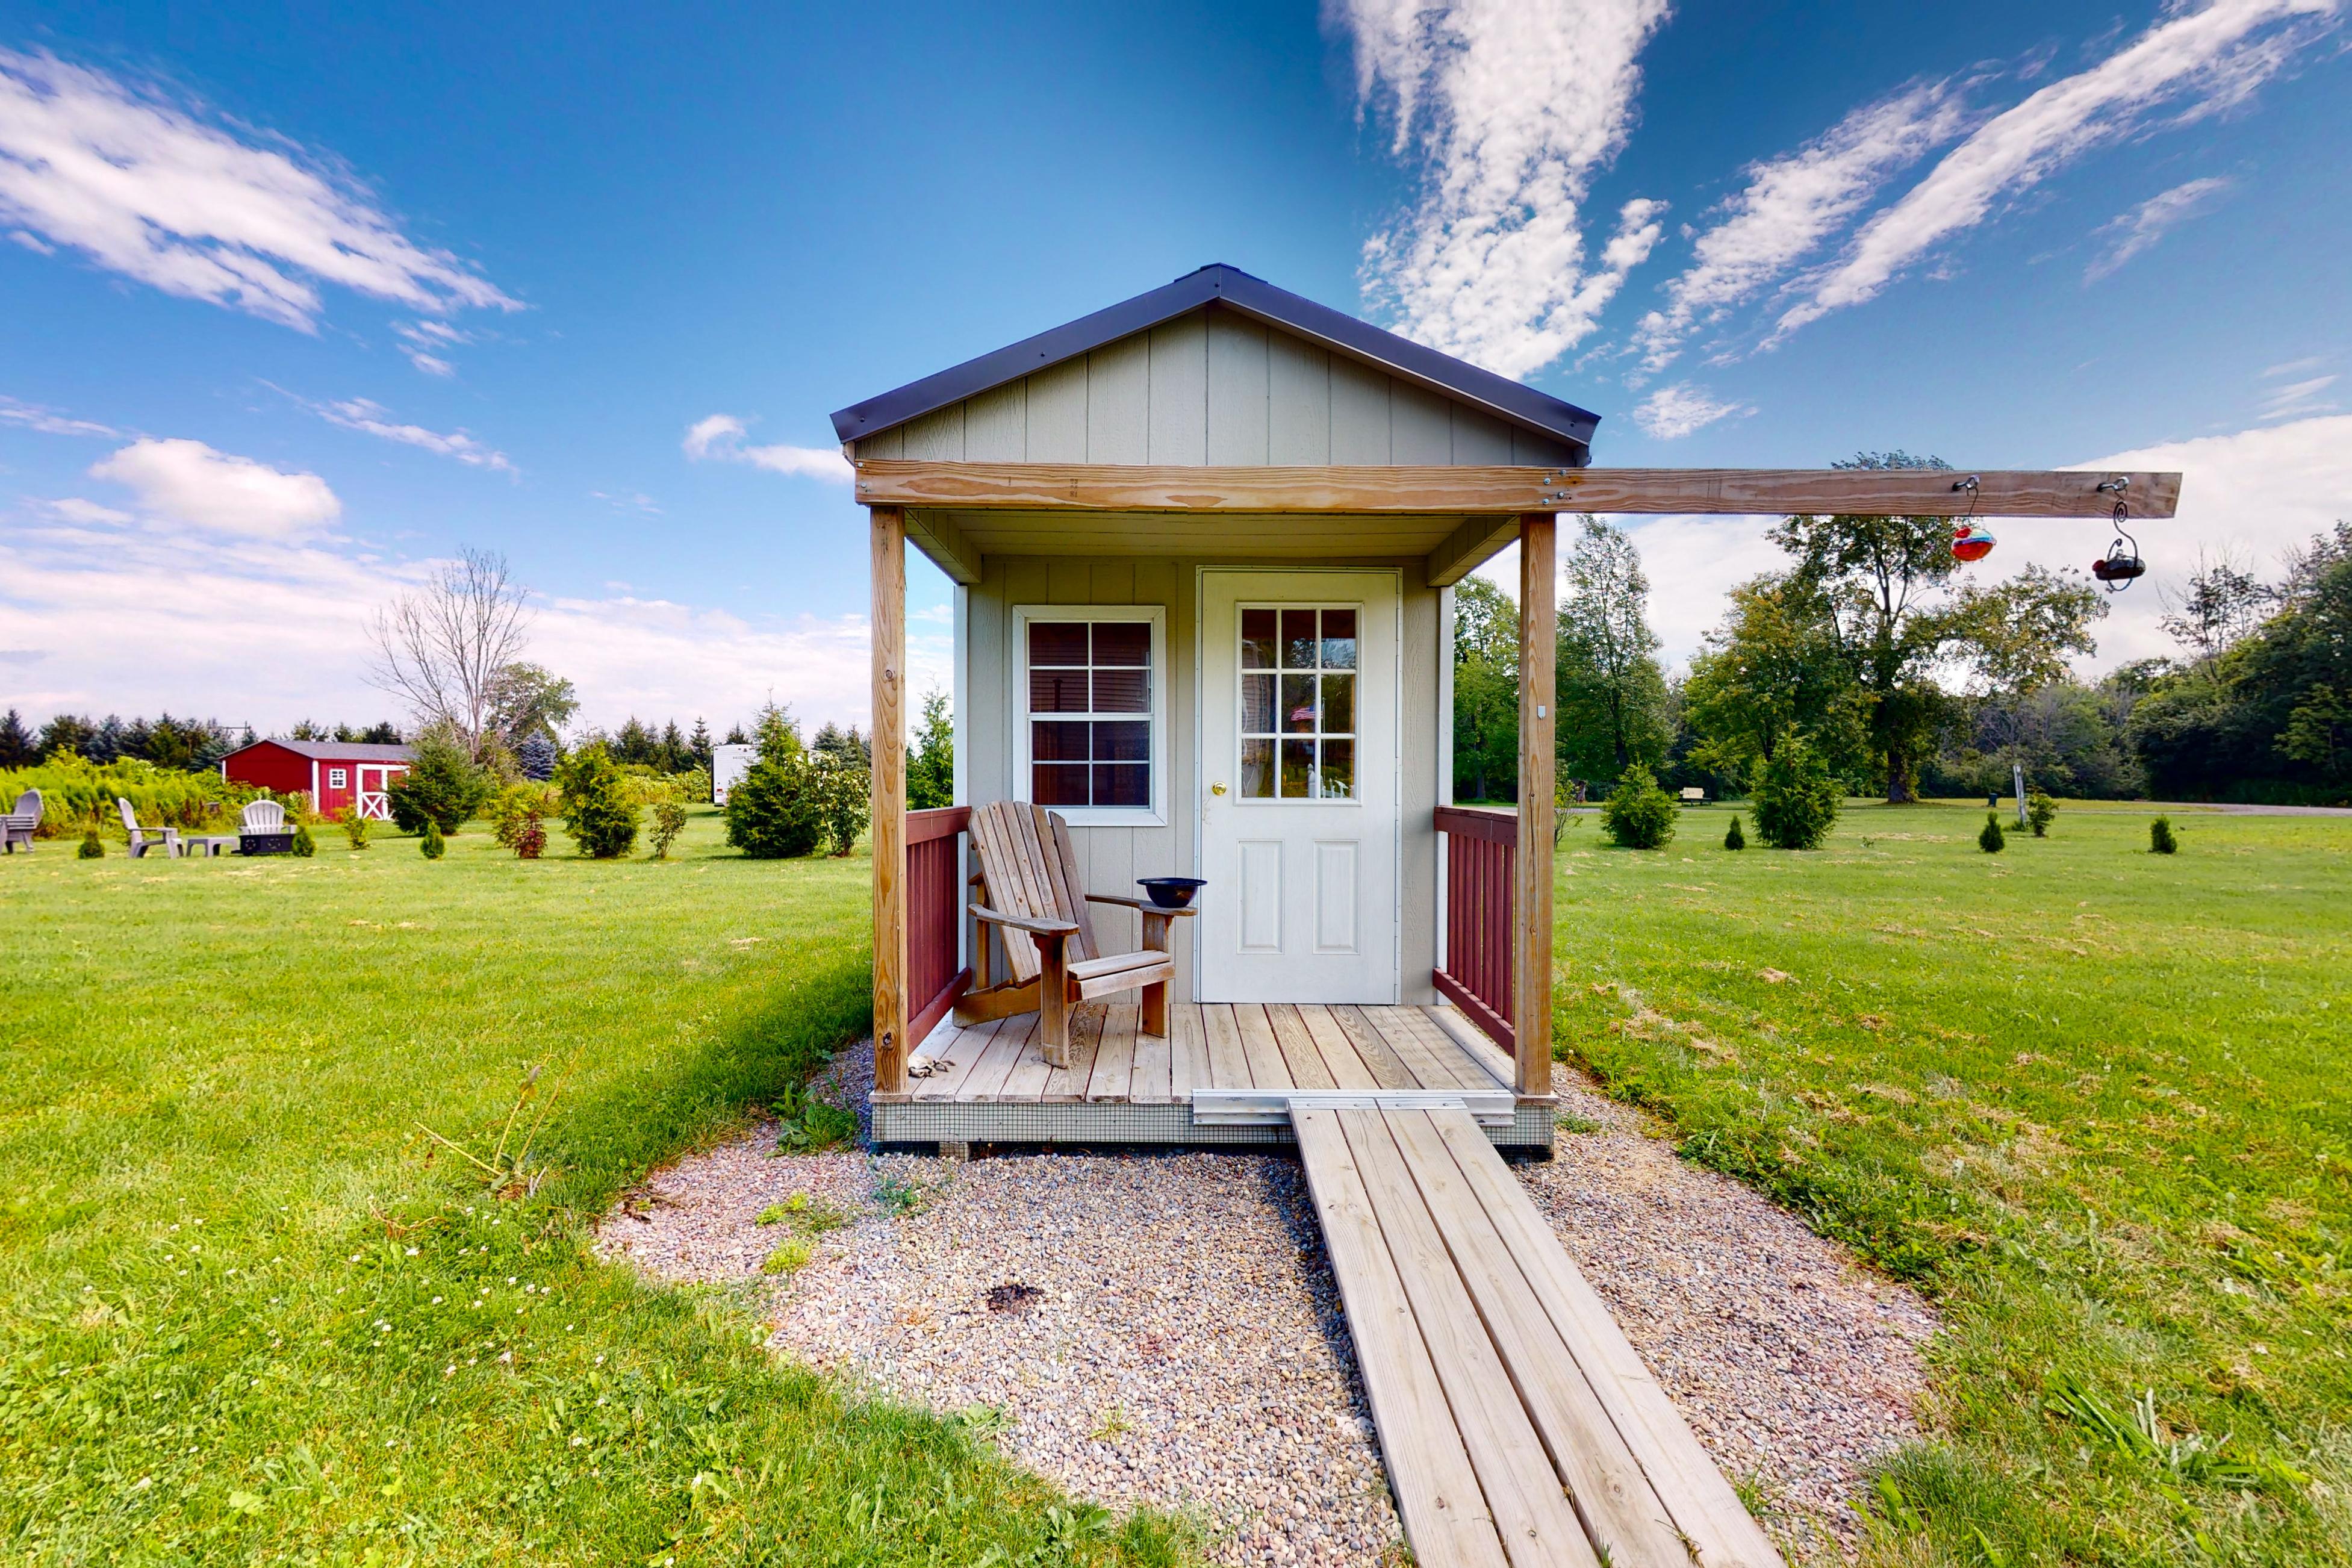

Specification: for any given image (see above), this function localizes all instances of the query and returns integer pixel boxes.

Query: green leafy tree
[1749,736,1842,850]
[1682,575,1864,779]
[556,742,639,858]
[485,662,578,751]
[725,705,823,858]
[1452,577,1519,801]
[648,796,688,860]
[1599,764,1676,850]
[812,751,870,856]
[1557,515,1670,781]
[387,725,493,834]
[2026,789,2058,838]
[908,690,955,810]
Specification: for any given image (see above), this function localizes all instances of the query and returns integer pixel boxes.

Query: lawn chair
[956,801,1195,1067]
[1,789,39,854]
[116,797,181,859]
[237,798,295,856]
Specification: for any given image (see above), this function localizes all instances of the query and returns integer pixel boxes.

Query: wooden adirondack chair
[1,789,39,854]
[956,801,1195,1067]
[116,797,181,859]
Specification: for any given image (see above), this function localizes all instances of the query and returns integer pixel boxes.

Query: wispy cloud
[309,396,515,473]
[0,395,117,437]
[2085,175,2233,281]
[682,414,851,482]
[1631,382,1753,440]
[0,50,520,334]
[1770,0,2339,345]
[1634,81,1967,377]
[394,319,470,376]
[86,438,340,538]
[2257,373,2338,420]
[1337,0,1673,377]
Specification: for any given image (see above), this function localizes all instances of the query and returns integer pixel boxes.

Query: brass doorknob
[1210,782,1228,796]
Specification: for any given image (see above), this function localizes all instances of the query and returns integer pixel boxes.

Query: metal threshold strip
[1190,1088,1517,1127]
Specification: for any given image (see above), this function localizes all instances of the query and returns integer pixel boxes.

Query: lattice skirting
[871,1098,1557,1151]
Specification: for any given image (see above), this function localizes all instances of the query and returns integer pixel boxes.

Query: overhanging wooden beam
[1426,515,1524,588]
[904,508,983,585]
[854,459,2182,518]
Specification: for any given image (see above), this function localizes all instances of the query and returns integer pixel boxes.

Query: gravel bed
[597,1042,1936,1564]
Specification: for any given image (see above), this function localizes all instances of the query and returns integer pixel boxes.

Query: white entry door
[1198,569,1399,1003]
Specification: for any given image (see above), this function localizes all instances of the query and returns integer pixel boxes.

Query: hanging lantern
[1951,521,1997,563]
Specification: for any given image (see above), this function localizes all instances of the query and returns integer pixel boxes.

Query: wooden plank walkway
[1295,1105,1785,1568]
[899,1002,1515,1104]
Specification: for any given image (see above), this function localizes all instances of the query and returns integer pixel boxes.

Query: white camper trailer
[711,742,756,807]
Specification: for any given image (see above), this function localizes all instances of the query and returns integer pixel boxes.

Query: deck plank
[1233,1003,1294,1090]
[1291,1109,1511,1568]
[1129,1001,1172,1102]
[1299,1003,1383,1090]
[1201,1004,1252,1090]
[1423,1006,1519,1093]
[960,1014,1033,1100]
[1268,1004,1338,1090]
[1042,1003,1105,1101]
[912,1018,1000,1101]
[1387,1110,1688,1568]
[1364,1006,1479,1090]
[1168,1003,1209,1101]
[1331,1004,1420,1090]
[1423,1112,1786,1568]
[1336,1109,1599,1568]
[995,1013,1058,1101]
[1087,1002,1140,1101]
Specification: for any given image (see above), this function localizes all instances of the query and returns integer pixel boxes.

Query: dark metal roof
[232,739,414,762]
[829,264,1599,460]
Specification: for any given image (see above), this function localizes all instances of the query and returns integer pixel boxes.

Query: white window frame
[1012,604,1166,828]
[1231,599,1367,808]
[328,767,347,790]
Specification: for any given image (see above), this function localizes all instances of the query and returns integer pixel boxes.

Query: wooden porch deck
[1298,1106,1784,1568]
[870,1001,1554,1148]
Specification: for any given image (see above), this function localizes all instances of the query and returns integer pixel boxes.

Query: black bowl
[1137,876,1207,910]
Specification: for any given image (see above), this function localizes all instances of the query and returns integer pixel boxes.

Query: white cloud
[1633,81,1967,375]
[0,50,519,333]
[311,397,515,473]
[0,395,117,437]
[1631,382,1753,440]
[0,502,947,735]
[682,414,852,482]
[1337,0,1673,376]
[87,438,340,538]
[2085,175,2233,281]
[42,497,131,524]
[394,320,470,376]
[2257,374,2338,420]
[1772,0,2339,344]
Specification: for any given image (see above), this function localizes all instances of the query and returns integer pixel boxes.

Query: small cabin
[221,739,414,820]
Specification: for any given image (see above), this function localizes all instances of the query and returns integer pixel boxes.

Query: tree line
[1455,453,2352,807]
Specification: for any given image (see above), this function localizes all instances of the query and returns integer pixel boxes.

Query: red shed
[221,739,414,820]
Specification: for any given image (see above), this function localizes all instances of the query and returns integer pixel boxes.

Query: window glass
[329,768,347,789]
[1026,618,1153,812]
[1238,606,1360,800]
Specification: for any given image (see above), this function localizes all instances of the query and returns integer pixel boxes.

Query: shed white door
[1198,569,1398,1004]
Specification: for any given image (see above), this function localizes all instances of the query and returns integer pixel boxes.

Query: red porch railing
[906,806,972,1049]
[1434,805,1516,1053]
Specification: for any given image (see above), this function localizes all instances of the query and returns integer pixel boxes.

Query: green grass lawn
[1555,800,2351,1566]
[0,809,1186,1567]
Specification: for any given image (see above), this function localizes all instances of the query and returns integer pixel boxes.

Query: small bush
[2151,815,2179,854]
[387,725,491,835]
[556,742,638,859]
[1599,764,1676,851]
[491,783,558,849]
[812,751,869,856]
[2026,789,2057,838]
[420,819,446,859]
[648,796,687,860]
[291,823,317,857]
[726,758,824,859]
[1749,737,1842,850]
[78,827,103,859]
[338,808,370,850]
[1723,814,1745,850]
[1979,812,2006,853]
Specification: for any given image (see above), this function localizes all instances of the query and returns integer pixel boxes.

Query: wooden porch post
[1514,513,1557,1097]
[870,505,909,1096]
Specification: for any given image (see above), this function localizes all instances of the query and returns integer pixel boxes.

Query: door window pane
[1241,673,1274,733]
[1238,604,1364,803]
[1281,609,1318,668]
[1280,739,1314,798]
[1026,618,1154,810]
[1321,673,1354,736]
[1320,609,1357,669]
[1240,609,1277,670]
[1281,674,1317,733]
[1319,739,1355,799]
[1240,738,1274,798]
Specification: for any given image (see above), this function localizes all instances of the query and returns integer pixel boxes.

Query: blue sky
[2,0,2347,735]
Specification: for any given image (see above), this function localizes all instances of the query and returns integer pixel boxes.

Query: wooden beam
[1514,515,1556,1099]
[905,508,983,585]
[1426,514,1523,588]
[854,459,2182,518]
[870,506,909,1097]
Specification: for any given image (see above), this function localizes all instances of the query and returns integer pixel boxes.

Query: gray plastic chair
[117,797,181,859]
[1,789,38,854]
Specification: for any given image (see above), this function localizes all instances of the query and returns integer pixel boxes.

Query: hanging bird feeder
[2091,478,2147,592]
[1949,476,1995,562]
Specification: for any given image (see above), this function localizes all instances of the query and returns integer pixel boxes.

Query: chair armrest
[1084,893,1198,916]
[968,904,1080,938]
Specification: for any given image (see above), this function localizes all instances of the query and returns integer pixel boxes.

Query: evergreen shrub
[725,708,824,859]
[1599,764,1676,850]
[78,827,103,859]
[1749,738,1842,850]
[388,726,491,834]
[557,742,638,859]
[292,823,317,857]
[2026,790,2057,837]
[338,809,369,850]
[2151,816,2179,854]
[1979,812,2006,853]
[1723,814,1745,850]
[420,820,446,859]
